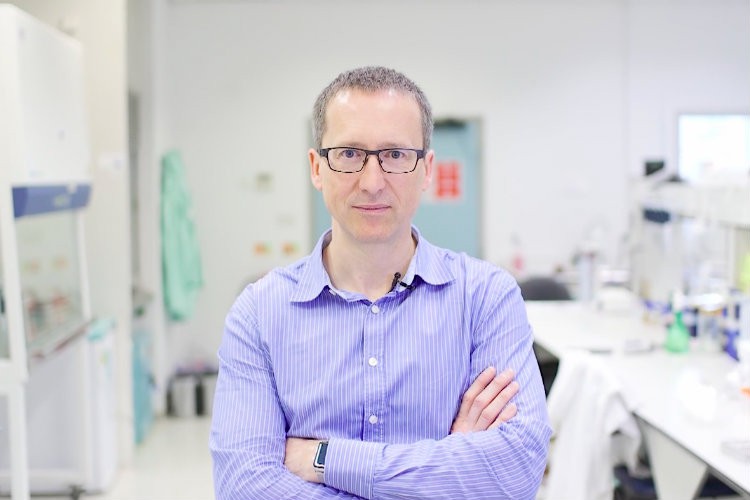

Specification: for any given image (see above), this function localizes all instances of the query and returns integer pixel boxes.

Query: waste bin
[201,372,218,415]
[170,374,197,418]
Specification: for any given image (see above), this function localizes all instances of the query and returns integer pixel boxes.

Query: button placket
[363,300,386,437]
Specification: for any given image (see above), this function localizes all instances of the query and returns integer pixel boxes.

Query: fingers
[488,402,518,430]
[451,367,520,434]
[469,371,519,430]
[467,369,516,427]
[499,401,518,421]
[455,366,496,420]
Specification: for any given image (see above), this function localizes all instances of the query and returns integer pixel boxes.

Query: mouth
[353,204,389,213]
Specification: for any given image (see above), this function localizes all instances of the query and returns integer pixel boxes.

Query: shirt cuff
[324,438,384,499]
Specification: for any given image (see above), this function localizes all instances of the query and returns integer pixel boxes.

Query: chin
[355,230,393,244]
[350,224,398,244]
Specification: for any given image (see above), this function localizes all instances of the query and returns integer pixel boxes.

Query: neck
[323,230,416,301]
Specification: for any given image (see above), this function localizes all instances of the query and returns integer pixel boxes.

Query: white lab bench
[527,301,750,499]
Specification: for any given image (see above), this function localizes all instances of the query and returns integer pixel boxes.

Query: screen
[678,114,750,183]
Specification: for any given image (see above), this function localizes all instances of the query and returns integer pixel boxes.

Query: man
[210,66,551,499]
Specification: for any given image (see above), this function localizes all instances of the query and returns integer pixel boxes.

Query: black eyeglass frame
[318,147,426,174]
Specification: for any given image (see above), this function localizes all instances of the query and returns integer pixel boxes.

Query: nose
[358,153,386,193]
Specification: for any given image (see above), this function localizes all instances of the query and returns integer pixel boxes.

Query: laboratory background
[0,0,749,499]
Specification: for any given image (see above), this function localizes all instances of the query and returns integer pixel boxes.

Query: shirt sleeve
[209,287,365,500]
[323,274,552,500]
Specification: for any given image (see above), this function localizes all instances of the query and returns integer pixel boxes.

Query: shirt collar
[290,226,455,303]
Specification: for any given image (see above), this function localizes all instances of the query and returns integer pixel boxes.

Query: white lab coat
[545,351,641,500]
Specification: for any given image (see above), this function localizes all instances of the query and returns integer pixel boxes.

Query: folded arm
[285,366,520,482]
[210,295,364,500]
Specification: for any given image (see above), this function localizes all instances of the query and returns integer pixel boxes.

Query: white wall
[9,0,134,464]
[147,0,749,373]
[127,0,172,415]
[626,0,750,177]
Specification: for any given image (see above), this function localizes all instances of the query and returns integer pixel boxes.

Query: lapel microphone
[390,272,415,292]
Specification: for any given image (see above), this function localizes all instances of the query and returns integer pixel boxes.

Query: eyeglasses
[319,147,425,174]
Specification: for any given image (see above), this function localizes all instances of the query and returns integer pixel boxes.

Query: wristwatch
[313,440,328,476]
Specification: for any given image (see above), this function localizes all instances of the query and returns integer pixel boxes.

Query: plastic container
[696,294,725,353]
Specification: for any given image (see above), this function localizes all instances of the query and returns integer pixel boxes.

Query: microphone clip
[390,272,415,292]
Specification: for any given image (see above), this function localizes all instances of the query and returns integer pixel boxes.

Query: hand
[450,367,519,434]
[285,437,324,483]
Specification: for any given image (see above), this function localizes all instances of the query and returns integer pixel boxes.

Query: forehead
[330,87,418,112]
[324,88,422,144]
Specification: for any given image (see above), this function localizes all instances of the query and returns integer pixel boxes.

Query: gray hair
[312,66,433,150]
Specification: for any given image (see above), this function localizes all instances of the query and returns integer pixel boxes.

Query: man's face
[309,88,433,246]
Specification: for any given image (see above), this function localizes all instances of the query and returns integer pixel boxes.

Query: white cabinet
[0,4,90,186]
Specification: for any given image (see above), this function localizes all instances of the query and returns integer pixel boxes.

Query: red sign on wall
[434,160,462,200]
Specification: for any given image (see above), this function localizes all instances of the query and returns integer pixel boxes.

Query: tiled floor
[84,417,213,500]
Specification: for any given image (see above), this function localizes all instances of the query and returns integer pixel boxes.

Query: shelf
[640,183,750,228]
[26,317,91,365]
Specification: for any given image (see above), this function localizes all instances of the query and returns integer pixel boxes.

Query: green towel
[161,150,203,321]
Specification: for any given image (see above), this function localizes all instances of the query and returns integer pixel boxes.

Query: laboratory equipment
[0,5,115,499]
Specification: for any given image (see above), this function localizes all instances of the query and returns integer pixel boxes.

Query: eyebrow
[334,142,416,149]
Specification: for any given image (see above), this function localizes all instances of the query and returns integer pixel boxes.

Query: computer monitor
[678,113,750,183]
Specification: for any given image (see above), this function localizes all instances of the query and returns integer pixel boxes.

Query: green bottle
[665,293,690,353]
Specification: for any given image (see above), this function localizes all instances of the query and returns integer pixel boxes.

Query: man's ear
[309,148,323,191]
[422,149,435,192]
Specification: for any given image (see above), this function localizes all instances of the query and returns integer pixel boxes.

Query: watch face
[314,441,328,469]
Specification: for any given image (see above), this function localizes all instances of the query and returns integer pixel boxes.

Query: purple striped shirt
[210,228,551,499]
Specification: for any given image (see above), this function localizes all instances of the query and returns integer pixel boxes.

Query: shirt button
[369,415,378,424]
[368,357,378,367]
[371,305,380,314]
